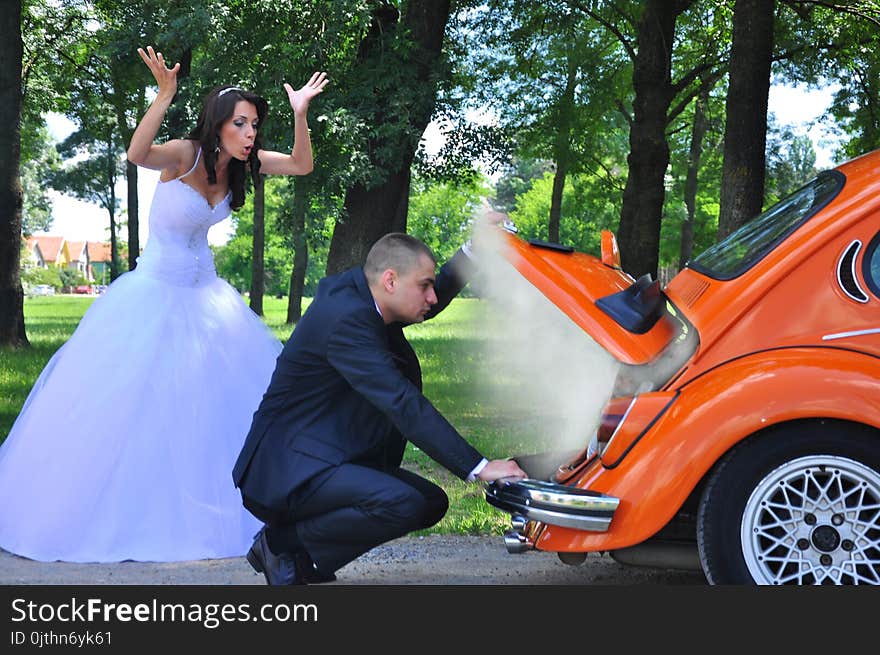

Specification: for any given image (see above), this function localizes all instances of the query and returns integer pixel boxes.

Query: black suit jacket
[232,250,484,515]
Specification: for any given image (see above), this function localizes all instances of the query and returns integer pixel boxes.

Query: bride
[0,46,328,563]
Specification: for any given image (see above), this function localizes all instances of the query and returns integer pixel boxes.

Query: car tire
[696,419,880,585]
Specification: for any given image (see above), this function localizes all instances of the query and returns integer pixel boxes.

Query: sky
[39,82,842,248]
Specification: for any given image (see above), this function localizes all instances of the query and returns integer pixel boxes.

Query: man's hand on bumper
[477,459,527,482]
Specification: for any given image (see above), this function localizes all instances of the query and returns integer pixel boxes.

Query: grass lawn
[1,293,566,536]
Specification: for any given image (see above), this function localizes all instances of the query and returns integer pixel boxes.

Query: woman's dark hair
[186,86,269,210]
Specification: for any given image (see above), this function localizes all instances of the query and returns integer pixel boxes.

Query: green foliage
[773,1,880,162]
[407,174,490,264]
[57,267,88,290]
[212,176,337,296]
[177,1,373,289]
[508,171,620,256]
[20,0,91,119]
[826,54,880,160]
[20,116,61,236]
[213,177,293,295]
[89,0,223,144]
[492,158,555,213]
[18,0,880,309]
[213,235,297,298]
[664,79,726,264]
[659,192,719,267]
[21,266,62,290]
[765,120,818,205]
[463,1,632,184]
[51,119,125,217]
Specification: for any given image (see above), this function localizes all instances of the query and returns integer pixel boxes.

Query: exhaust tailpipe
[503,514,533,554]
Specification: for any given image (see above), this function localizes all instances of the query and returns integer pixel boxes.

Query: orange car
[486,149,880,585]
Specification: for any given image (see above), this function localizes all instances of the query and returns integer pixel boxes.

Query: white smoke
[466,217,621,460]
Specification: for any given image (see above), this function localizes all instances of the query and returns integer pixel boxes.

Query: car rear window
[864,231,880,298]
[689,170,845,280]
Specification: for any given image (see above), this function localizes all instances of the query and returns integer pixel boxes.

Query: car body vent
[837,240,869,303]
[678,278,710,307]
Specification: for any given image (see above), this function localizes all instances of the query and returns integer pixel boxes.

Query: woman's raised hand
[137,46,180,100]
[284,72,329,116]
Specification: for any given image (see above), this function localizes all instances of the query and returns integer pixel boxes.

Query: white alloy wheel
[741,455,880,585]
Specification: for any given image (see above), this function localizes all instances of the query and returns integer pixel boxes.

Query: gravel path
[1,535,707,585]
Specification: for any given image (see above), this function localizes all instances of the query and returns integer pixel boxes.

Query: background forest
[3,0,880,345]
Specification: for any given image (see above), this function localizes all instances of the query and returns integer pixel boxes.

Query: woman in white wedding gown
[0,47,328,562]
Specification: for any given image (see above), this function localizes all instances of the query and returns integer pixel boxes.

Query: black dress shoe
[294,550,337,584]
[246,529,302,586]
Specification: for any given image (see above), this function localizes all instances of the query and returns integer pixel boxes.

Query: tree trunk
[325,0,452,275]
[113,74,143,272]
[327,172,412,274]
[249,174,265,316]
[548,55,578,245]
[165,47,192,139]
[548,164,567,244]
[680,82,711,269]
[125,160,139,270]
[717,0,774,240]
[617,0,693,279]
[108,203,120,282]
[286,176,309,324]
[107,139,120,281]
[0,0,27,347]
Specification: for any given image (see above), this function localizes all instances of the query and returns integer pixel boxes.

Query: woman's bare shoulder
[157,139,199,181]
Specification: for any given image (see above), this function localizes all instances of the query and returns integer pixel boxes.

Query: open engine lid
[498,231,677,365]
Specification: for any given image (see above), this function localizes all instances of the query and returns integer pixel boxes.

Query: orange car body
[492,150,880,562]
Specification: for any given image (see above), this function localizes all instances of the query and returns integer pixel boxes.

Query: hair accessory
[218,86,242,97]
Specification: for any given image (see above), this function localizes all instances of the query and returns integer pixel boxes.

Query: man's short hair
[364,233,436,284]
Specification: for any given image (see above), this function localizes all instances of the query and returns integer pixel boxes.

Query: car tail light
[599,392,678,467]
[574,396,634,466]
[597,396,635,444]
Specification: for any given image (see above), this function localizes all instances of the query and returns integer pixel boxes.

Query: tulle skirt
[0,269,282,562]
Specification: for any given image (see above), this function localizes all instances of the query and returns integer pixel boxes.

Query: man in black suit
[233,232,526,585]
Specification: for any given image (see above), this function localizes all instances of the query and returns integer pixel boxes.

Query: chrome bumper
[486,478,620,534]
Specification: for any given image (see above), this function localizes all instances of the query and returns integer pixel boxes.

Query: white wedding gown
[0,150,281,562]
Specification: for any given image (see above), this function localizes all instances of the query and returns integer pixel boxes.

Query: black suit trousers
[266,464,449,576]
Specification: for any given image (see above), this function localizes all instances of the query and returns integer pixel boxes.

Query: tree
[0,0,26,347]
[492,159,555,213]
[20,114,60,236]
[717,1,880,239]
[250,174,267,315]
[812,6,880,161]
[674,76,724,269]
[21,264,63,292]
[285,176,309,323]
[717,0,774,240]
[213,174,335,302]
[325,0,455,274]
[193,0,368,317]
[613,0,694,278]
[482,1,729,277]
[465,2,628,246]
[54,1,219,271]
[23,2,220,277]
[509,170,621,255]
[829,56,880,160]
[764,119,817,203]
[3,0,91,346]
[407,174,489,264]
[52,116,126,280]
